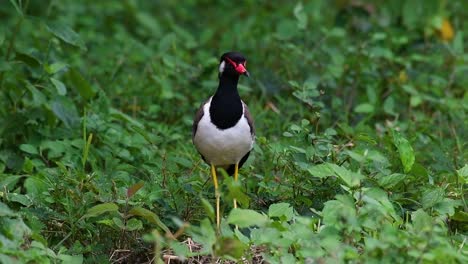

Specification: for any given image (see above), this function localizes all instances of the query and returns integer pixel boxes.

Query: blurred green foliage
[0,0,467,263]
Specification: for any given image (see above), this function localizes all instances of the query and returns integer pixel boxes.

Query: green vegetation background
[0,0,467,263]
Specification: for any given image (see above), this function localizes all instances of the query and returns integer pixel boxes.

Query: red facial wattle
[225,57,249,76]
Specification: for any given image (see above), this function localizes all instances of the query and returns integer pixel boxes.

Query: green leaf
[136,12,162,36]
[9,193,33,206]
[330,164,363,187]
[322,195,356,229]
[46,22,86,50]
[307,163,334,178]
[451,211,468,222]
[46,62,68,74]
[411,209,432,231]
[82,203,119,218]
[200,197,215,221]
[293,2,307,29]
[392,130,415,173]
[355,103,375,113]
[268,203,294,221]
[189,219,216,254]
[15,51,41,68]
[128,207,170,234]
[19,144,38,155]
[378,173,406,189]
[308,163,363,187]
[9,0,23,16]
[0,202,15,216]
[57,254,83,264]
[421,188,445,209]
[457,164,468,183]
[226,177,250,207]
[0,59,12,72]
[51,96,80,128]
[126,218,143,231]
[66,68,95,100]
[24,176,48,197]
[113,217,125,229]
[227,208,268,228]
[26,82,47,107]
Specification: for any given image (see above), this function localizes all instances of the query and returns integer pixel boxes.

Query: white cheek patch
[218,61,225,73]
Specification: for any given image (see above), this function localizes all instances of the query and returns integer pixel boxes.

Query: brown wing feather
[192,99,208,139]
[242,102,255,137]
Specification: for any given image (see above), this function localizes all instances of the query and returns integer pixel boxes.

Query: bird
[192,51,255,229]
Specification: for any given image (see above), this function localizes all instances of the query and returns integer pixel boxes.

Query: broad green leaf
[355,103,374,113]
[189,219,216,254]
[9,193,33,206]
[57,254,83,264]
[392,130,415,173]
[19,144,38,155]
[168,241,191,259]
[0,176,23,191]
[308,163,363,187]
[46,22,86,50]
[83,203,119,218]
[0,202,15,216]
[378,173,406,189]
[15,51,41,68]
[330,163,363,187]
[126,218,143,231]
[268,203,294,220]
[66,68,95,100]
[51,96,80,128]
[421,188,445,209]
[451,211,468,222]
[24,176,48,197]
[200,197,214,221]
[128,207,170,234]
[226,177,249,207]
[234,228,250,244]
[434,198,461,216]
[227,208,268,228]
[307,163,334,178]
[457,164,468,183]
[322,195,356,228]
[46,62,68,74]
[411,209,432,231]
[26,82,47,106]
[113,217,125,229]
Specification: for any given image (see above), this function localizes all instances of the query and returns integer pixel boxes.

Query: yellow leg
[211,164,220,229]
[233,163,239,209]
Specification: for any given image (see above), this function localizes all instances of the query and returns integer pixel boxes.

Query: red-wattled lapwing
[192,51,255,228]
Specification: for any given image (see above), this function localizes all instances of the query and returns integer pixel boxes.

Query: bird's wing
[242,101,255,137]
[192,98,209,139]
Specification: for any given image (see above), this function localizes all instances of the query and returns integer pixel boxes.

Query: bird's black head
[218,51,249,78]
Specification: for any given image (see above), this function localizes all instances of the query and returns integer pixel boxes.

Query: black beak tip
[244,71,250,77]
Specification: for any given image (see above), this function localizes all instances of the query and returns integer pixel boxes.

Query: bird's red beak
[225,57,250,77]
[235,63,249,76]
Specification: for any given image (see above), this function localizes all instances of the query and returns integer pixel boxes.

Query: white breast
[193,97,254,166]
